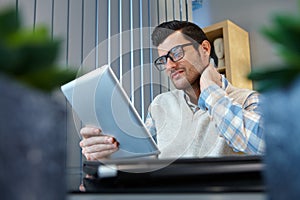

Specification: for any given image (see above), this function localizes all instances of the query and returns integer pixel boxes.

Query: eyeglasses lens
[155,56,166,67]
[170,46,184,62]
[154,43,191,71]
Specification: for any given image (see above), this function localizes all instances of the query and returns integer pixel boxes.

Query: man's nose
[165,57,176,70]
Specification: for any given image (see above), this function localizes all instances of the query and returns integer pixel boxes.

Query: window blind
[0,0,192,190]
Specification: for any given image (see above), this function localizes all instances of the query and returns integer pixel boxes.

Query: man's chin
[172,80,190,90]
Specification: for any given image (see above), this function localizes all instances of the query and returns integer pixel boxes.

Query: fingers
[200,64,222,90]
[81,141,118,154]
[80,135,116,147]
[80,141,119,160]
[79,183,86,192]
[79,126,119,160]
[84,148,119,160]
[80,126,101,139]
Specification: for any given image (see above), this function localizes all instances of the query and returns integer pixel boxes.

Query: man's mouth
[171,69,184,79]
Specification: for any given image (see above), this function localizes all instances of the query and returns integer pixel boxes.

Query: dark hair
[151,20,218,65]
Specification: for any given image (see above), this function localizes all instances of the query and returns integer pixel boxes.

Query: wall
[192,0,298,71]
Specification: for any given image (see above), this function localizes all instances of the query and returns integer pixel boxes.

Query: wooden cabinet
[203,20,253,89]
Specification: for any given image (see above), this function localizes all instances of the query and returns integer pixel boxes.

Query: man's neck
[184,85,201,105]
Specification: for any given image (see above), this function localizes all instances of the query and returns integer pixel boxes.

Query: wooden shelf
[203,20,253,89]
[217,66,226,74]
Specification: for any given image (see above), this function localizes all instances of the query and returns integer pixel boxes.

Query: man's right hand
[79,127,119,160]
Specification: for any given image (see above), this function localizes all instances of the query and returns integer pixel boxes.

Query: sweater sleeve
[198,84,265,154]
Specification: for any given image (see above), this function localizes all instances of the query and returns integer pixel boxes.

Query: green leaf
[249,4,300,92]
[0,8,19,40]
[7,26,52,46]
[261,15,300,53]
[0,45,19,72]
[17,67,77,92]
[248,66,300,92]
[276,47,300,69]
[0,7,76,92]
[15,40,60,74]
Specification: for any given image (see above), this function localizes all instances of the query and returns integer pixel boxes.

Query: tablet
[61,65,160,159]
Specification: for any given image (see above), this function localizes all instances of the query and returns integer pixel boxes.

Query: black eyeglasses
[154,43,194,71]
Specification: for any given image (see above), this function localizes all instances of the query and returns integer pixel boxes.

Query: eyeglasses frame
[154,42,194,71]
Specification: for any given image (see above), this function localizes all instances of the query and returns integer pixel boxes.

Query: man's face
[157,31,209,90]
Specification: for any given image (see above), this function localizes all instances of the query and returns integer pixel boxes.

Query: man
[79,20,264,160]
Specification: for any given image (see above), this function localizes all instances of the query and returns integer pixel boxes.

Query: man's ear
[198,40,211,56]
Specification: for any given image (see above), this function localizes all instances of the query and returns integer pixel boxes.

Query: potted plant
[248,2,300,199]
[0,7,75,200]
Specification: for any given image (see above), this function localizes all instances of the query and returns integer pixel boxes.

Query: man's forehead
[157,31,190,51]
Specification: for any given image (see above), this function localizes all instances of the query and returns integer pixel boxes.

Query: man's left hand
[200,64,222,91]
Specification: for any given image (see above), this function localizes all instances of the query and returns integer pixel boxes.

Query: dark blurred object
[261,77,300,200]
[82,156,264,193]
[0,6,73,200]
[0,74,66,200]
[248,1,300,199]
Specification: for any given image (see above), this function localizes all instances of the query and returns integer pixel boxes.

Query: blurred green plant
[0,7,76,92]
[248,2,300,92]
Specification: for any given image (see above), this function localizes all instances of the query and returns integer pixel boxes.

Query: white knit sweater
[148,84,254,159]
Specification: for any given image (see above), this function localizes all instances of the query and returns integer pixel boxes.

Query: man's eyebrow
[159,44,181,51]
